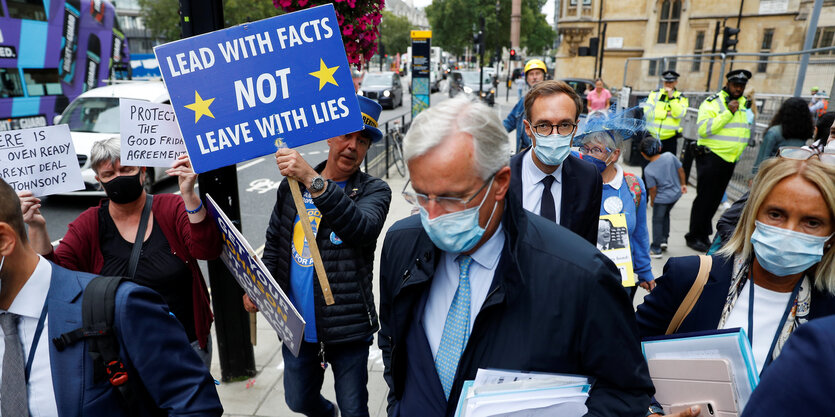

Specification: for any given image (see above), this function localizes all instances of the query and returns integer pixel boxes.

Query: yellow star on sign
[309,59,339,90]
[184,91,215,123]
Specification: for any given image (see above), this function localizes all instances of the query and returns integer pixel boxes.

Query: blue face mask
[419,178,498,253]
[586,154,612,174]
[532,131,572,166]
[751,221,832,277]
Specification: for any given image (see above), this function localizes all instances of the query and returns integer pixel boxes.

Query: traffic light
[577,37,599,57]
[510,49,517,60]
[721,27,740,54]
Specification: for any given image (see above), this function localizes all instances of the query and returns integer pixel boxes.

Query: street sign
[155,4,363,174]
[410,30,431,118]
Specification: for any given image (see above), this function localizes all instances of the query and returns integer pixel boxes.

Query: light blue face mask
[419,178,498,254]
[751,221,833,277]
[532,131,572,166]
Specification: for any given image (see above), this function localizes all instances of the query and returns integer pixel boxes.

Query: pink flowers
[274,0,384,68]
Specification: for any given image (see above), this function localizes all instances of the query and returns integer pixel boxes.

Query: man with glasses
[379,95,654,416]
[249,95,392,417]
[507,80,602,244]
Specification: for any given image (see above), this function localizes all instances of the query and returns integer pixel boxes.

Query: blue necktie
[435,255,473,399]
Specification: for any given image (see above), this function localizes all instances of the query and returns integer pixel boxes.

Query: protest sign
[206,194,305,356]
[597,213,636,287]
[0,125,83,196]
[120,99,186,167]
[155,4,363,174]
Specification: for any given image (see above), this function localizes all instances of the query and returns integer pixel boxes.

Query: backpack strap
[622,173,642,210]
[127,194,153,279]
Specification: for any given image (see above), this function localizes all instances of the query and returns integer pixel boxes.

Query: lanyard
[746,279,802,373]
[24,301,48,383]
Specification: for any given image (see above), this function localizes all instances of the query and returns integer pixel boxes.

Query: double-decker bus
[0,0,129,131]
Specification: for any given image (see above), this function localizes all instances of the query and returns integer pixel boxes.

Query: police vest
[643,89,689,140]
[696,90,751,163]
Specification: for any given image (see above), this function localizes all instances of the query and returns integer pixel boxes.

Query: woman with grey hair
[19,137,221,367]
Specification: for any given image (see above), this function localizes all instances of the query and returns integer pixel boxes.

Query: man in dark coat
[379,96,653,417]
[248,96,392,417]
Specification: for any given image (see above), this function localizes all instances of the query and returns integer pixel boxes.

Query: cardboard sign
[0,125,84,196]
[206,195,306,356]
[155,4,362,174]
[597,213,636,287]
[120,99,186,167]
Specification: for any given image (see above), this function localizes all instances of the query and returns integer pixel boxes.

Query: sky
[410,0,556,25]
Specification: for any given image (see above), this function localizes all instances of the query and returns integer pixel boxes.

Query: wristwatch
[309,175,325,193]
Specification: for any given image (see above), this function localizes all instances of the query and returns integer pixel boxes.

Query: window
[813,27,835,55]
[692,31,705,72]
[758,29,774,73]
[657,0,681,44]
[649,60,657,76]
[667,58,677,73]
[569,0,593,5]
[21,69,61,97]
[6,0,47,21]
[0,68,25,98]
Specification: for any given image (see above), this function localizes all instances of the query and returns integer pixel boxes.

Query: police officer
[685,69,752,252]
[503,59,548,152]
[643,70,689,156]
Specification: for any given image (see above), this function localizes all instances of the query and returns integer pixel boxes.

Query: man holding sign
[245,95,391,417]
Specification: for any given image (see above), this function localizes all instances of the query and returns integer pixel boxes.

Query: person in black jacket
[247,95,392,417]
[508,80,602,245]
[379,95,653,417]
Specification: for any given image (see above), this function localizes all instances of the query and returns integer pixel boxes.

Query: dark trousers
[680,139,697,183]
[651,202,675,251]
[687,151,736,244]
[660,134,679,156]
[282,340,371,417]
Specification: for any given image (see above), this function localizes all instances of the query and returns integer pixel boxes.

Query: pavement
[213,91,719,416]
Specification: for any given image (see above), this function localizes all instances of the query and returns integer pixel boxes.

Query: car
[358,71,403,109]
[448,70,496,106]
[560,78,611,114]
[54,80,171,195]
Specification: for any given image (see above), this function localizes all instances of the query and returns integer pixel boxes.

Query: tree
[138,0,283,43]
[379,11,412,56]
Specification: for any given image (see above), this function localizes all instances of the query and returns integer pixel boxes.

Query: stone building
[554,0,835,94]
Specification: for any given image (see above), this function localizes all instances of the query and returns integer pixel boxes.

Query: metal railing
[363,112,412,179]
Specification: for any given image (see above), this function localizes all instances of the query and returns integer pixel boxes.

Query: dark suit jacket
[47,262,222,417]
[509,149,602,245]
[379,197,654,417]
[636,255,835,339]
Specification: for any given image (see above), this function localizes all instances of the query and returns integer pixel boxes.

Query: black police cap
[661,70,680,81]
[726,69,752,84]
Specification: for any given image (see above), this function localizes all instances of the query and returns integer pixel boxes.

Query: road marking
[307,151,321,155]
[237,158,265,171]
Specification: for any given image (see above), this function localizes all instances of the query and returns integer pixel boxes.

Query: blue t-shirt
[289,180,347,343]
[644,152,682,205]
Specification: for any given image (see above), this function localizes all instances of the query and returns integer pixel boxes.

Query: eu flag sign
[154,4,363,174]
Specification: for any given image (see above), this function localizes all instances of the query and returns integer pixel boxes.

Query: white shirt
[723,281,793,375]
[521,150,563,223]
[0,256,59,417]
[424,224,506,358]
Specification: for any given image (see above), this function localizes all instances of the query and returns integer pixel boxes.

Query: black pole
[593,0,604,76]
[706,21,720,92]
[179,0,256,382]
[597,22,607,79]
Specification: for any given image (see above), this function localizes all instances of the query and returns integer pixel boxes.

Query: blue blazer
[46,263,223,417]
[509,149,602,245]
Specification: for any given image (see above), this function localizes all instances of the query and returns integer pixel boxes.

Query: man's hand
[242,294,259,313]
[18,191,46,228]
[728,99,740,113]
[275,148,318,188]
[639,280,656,292]
[681,185,688,194]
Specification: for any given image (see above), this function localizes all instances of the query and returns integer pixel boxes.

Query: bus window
[7,0,48,21]
[58,97,120,133]
[22,69,62,96]
[0,69,25,98]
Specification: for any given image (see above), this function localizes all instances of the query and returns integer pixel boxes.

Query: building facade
[554,0,835,94]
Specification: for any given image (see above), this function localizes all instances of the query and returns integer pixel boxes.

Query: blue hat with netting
[573,106,646,148]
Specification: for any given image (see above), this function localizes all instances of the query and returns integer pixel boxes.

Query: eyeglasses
[402,173,497,213]
[530,121,576,136]
[778,146,835,166]
[579,144,612,157]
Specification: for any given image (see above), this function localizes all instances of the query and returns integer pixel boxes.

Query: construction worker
[809,86,828,121]
[503,59,548,153]
[685,69,752,252]
[643,70,689,156]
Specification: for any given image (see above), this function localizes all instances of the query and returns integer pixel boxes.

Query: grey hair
[403,95,511,179]
[582,131,622,161]
[90,137,122,174]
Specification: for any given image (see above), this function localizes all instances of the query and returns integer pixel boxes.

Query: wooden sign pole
[287,177,335,305]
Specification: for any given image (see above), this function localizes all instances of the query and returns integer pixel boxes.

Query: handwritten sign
[155,4,362,174]
[206,194,305,356]
[120,99,186,167]
[0,125,83,196]
[597,213,636,287]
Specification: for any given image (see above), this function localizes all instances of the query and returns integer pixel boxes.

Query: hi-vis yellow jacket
[697,90,751,163]
[643,89,688,140]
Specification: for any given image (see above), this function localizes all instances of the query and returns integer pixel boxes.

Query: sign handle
[249,312,257,346]
[288,177,335,305]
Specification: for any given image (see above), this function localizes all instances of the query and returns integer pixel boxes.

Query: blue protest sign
[155,4,363,173]
[206,195,306,356]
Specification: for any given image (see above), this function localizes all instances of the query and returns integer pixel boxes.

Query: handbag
[665,255,712,335]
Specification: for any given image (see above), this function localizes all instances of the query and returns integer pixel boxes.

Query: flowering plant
[273,0,385,66]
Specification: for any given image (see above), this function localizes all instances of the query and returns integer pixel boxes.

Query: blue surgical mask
[532,131,572,166]
[419,179,498,253]
[751,221,832,277]
[587,154,612,174]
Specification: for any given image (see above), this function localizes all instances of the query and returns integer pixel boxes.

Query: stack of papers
[454,369,592,417]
